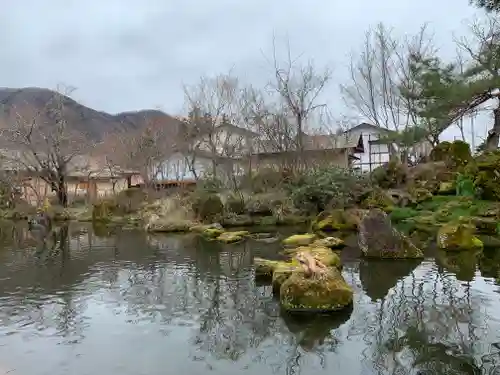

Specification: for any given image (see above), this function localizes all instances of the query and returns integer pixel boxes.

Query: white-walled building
[343,123,433,172]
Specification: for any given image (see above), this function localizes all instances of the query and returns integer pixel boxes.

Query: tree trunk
[57,178,68,207]
[485,101,500,150]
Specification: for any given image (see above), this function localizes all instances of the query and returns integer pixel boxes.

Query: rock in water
[358,208,424,259]
[280,267,353,313]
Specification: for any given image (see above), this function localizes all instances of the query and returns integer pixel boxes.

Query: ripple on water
[0,225,499,374]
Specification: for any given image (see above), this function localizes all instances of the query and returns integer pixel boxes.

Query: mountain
[0,87,181,141]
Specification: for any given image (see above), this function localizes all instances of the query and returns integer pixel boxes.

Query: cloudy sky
[0,0,492,145]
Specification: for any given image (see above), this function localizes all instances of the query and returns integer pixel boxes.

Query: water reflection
[0,221,498,375]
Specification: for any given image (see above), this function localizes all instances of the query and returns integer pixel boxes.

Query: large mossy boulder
[216,230,250,244]
[283,233,316,246]
[358,209,424,259]
[283,246,342,269]
[145,217,194,232]
[311,209,362,233]
[464,150,500,201]
[254,258,281,279]
[279,268,353,313]
[272,262,301,293]
[360,189,396,211]
[437,222,483,251]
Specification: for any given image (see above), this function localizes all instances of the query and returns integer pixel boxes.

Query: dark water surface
[0,222,500,375]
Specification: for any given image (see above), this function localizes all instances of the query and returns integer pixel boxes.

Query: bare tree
[181,73,248,183]
[108,116,176,186]
[267,40,331,155]
[456,15,500,150]
[340,23,436,132]
[1,86,90,207]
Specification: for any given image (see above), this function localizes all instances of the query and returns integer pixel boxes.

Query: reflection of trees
[359,259,422,301]
[353,258,488,374]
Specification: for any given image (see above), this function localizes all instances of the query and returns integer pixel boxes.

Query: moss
[272,262,301,293]
[216,230,250,244]
[279,268,353,313]
[311,237,345,250]
[311,209,359,234]
[254,258,280,279]
[360,189,395,211]
[282,233,316,246]
[221,214,254,227]
[470,217,500,235]
[464,150,500,201]
[283,246,342,269]
[146,219,193,232]
[408,187,433,204]
[429,140,471,168]
[254,216,278,226]
[437,222,483,251]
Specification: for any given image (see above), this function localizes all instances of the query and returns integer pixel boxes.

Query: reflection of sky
[0,254,500,374]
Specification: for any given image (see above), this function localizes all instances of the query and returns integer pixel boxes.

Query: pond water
[0,222,500,375]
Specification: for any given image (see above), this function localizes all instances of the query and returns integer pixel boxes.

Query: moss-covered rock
[254,257,280,279]
[282,233,316,246]
[311,209,361,234]
[280,268,353,313]
[470,217,500,235]
[272,262,301,293]
[283,246,342,269]
[359,209,424,259]
[408,187,433,204]
[311,237,345,249]
[360,189,396,211]
[146,218,194,232]
[464,150,500,201]
[216,230,250,244]
[189,223,224,238]
[437,222,483,251]
[221,214,254,227]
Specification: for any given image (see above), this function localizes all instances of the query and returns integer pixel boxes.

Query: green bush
[430,140,471,169]
[464,150,500,201]
[286,166,371,214]
[371,157,407,189]
[191,192,224,222]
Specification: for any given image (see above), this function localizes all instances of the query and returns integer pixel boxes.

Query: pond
[0,222,500,375]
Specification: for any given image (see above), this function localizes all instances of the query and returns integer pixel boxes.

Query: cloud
[0,0,489,144]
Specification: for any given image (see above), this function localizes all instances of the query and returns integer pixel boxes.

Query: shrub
[244,168,291,193]
[286,166,371,214]
[225,193,246,214]
[191,192,224,222]
[430,140,472,169]
[371,157,407,189]
[464,150,500,201]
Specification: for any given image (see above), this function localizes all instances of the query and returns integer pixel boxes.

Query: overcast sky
[0,0,492,146]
